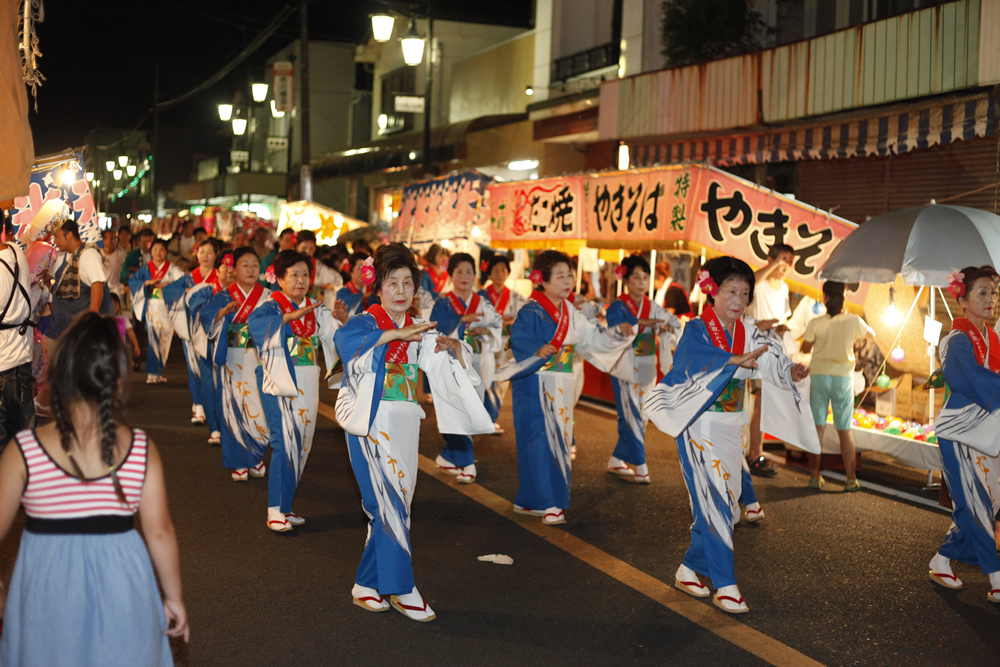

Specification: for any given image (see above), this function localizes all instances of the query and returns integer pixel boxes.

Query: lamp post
[398,9,433,174]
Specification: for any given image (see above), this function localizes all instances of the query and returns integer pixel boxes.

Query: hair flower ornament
[359,256,376,286]
[264,265,277,284]
[614,265,627,281]
[222,254,234,269]
[529,269,543,285]
[696,270,719,297]
[946,270,966,299]
[340,259,352,273]
[480,260,490,273]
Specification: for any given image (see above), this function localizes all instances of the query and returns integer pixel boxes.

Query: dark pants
[0,362,34,452]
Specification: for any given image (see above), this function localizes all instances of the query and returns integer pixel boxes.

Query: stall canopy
[277,200,367,246]
[0,0,33,204]
[488,175,587,252]
[390,171,492,244]
[11,149,100,243]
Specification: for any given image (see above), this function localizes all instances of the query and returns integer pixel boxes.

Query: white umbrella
[818,204,1000,286]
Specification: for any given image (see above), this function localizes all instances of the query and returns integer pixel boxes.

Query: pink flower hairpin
[222,254,234,269]
[946,270,965,299]
[360,256,376,286]
[264,265,277,284]
[696,270,718,297]
[480,260,490,273]
[341,259,352,273]
[529,269,543,285]
[614,265,626,281]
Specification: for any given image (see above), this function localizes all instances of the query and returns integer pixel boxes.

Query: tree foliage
[660,0,770,68]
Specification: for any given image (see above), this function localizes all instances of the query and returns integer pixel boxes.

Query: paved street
[4,349,998,666]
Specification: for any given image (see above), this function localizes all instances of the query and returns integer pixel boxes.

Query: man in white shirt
[167,218,197,271]
[102,228,127,298]
[47,219,113,343]
[0,238,35,451]
[747,243,795,477]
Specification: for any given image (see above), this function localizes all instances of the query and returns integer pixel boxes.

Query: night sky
[28,0,533,156]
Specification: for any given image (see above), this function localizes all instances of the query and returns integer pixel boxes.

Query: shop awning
[627,90,995,168]
[489,175,588,251]
[304,114,527,181]
[390,171,492,244]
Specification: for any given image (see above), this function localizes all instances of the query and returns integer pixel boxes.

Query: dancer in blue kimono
[416,243,451,320]
[496,250,633,526]
[929,266,1000,602]
[645,256,816,614]
[200,248,271,482]
[432,252,503,483]
[336,251,376,317]
[604,255,680,484]
[334,244,494,622]
[128,238,185,383]
[478,253,527,430]
[163,239,224,431]
[249,250,345,532]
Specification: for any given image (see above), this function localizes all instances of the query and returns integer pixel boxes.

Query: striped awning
[629,90,995,168]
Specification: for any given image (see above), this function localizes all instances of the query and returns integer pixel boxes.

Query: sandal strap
[716,595,745,605]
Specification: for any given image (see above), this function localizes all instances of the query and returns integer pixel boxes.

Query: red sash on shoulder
[530,291,570,350]
[228,282,264,324]
[487,284,510,316]
[700,304,745,354]
[273,292,316,337]
[951,318,1000,371]
[445,291,480,317]
[148,260,170,282]
[620,293,651,332]
[192,267,222,294]
[428,267,449,293]
[367,303,414,363]
[345,281,363,295]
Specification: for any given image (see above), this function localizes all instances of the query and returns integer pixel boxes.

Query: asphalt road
[3,347,998,666]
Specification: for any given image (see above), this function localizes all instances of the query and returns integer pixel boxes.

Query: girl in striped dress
[0,312,187,665]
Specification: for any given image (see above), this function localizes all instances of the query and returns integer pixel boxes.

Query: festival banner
[585,164,857,300]
[489,175,586,246]
[391,171,492,243]
[10,149,100,244]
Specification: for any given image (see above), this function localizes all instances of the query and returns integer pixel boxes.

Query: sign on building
[394,95,425,113]
[272,61,294,113]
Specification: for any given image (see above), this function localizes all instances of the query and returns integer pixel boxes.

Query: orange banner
[489,176,586,246]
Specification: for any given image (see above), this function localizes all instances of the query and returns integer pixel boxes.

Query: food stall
[276,200,367,244]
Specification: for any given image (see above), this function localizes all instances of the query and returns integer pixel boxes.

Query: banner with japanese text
[585,165,693,245]
[489,176,586,247]
[10,149,100,244]
[391,171,492,243]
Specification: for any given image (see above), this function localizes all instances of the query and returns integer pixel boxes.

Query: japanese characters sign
[272,62,294,113]
[11,150,100,245]
[392,172,492,243]
[489,176,585,244]
[586,166,690,243]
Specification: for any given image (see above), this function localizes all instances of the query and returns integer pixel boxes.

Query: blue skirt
[0,529,173,666]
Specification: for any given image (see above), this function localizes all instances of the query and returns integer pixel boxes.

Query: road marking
[316,401,822,667]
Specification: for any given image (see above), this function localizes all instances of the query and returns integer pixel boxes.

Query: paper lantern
[876,374,890,389]
[890,346,905,362]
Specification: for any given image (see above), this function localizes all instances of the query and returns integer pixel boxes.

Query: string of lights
[109,156,153,202]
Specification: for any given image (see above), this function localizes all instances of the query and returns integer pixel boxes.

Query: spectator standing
[654,261,692,317]
[120,228,155,285]
[102,228,127,299]
[0,239,34,453]
[262,228,297,270]
[166,219,197,272]
[47,220,113,342]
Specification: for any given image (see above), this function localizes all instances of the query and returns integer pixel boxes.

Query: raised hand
[282,301,322,325]
[460,312,482,324]
[791,363,810,381]
[396,321,436,343]
[728,345,768,369]
[332,299,349,324]
[537,343,557,358]
[638,318,664,327]
[620,322,635,336]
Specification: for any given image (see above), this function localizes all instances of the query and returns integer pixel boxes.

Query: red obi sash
[427,267,449,293]
[445,291,480,318]
[367,304,414,363]
[530,291,570,350]
[148,260,170,282]
[701,304,744,354]
[192,267,222,294]
[273,292,316,337]
[228,282,265,324]
[620,293,651,332]
[951,318,1000,371]
[486,284,510,316]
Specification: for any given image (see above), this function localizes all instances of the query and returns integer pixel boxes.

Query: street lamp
[85,171,94,181]
[370,13,395,42]
[106,160,115,172]
[232,118,248,136]
[118,155,128,167]
[126,164,137,177]
[400,20,426,66]
[251,83,268,103]
[60,169,76,186]
[218,103,233,121]
[113,169,123,180]
[270,99,285,118]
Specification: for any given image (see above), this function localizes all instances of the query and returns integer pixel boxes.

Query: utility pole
[152,63,160,216]
[299,0,312,201]
[423,4,433,175]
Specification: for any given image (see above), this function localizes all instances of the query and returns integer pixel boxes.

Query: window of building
[379,66,416,135]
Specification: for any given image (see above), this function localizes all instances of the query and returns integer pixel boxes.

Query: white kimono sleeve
[752,324,821,454]
[315,304,341,381]
[335,343,380,437]
[419,331,495,436]
[651,301,682,374]
[573,308,634,374]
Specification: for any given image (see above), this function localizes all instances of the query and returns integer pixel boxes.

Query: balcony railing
[551,41,620,83]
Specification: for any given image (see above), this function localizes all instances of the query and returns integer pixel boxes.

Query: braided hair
[48,312,130,503]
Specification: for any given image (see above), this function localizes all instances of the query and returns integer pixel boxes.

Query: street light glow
[371,14,395,42]
[218,104,233,121]
[508,159,539,171]
[232,118,248,136]
[617,143,630,170]
[113,169,123,180]
[118,156,128,167]
[126,164,137,177]
[251,83,268,103]
[85,171,94,181]
[60,169,76,186]
[270,100,284,118]
[106,160,115,172]
[400,21,426,66]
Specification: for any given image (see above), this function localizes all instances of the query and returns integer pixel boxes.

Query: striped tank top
[15,428,148,532]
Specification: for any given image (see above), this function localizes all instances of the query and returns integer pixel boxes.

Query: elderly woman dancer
[645,256,814,614]
[129,238,186,384]
[334,244,494,622]
[478,253,527,431]
[929,266,1000,602]
[604,254,680,483]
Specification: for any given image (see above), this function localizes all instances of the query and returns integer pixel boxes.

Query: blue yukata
[478,284,528,422]
[932,324,1000,575]
[605,294,680,467]
[248,294,340,515]
[416,267,450,320]
[128,260,186,377]
[336,282,375,318]
[645,312,817,587]
[496,295,632,512]
[200,283,271,471]
[334,307,493,595]
[431,292,502,470]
